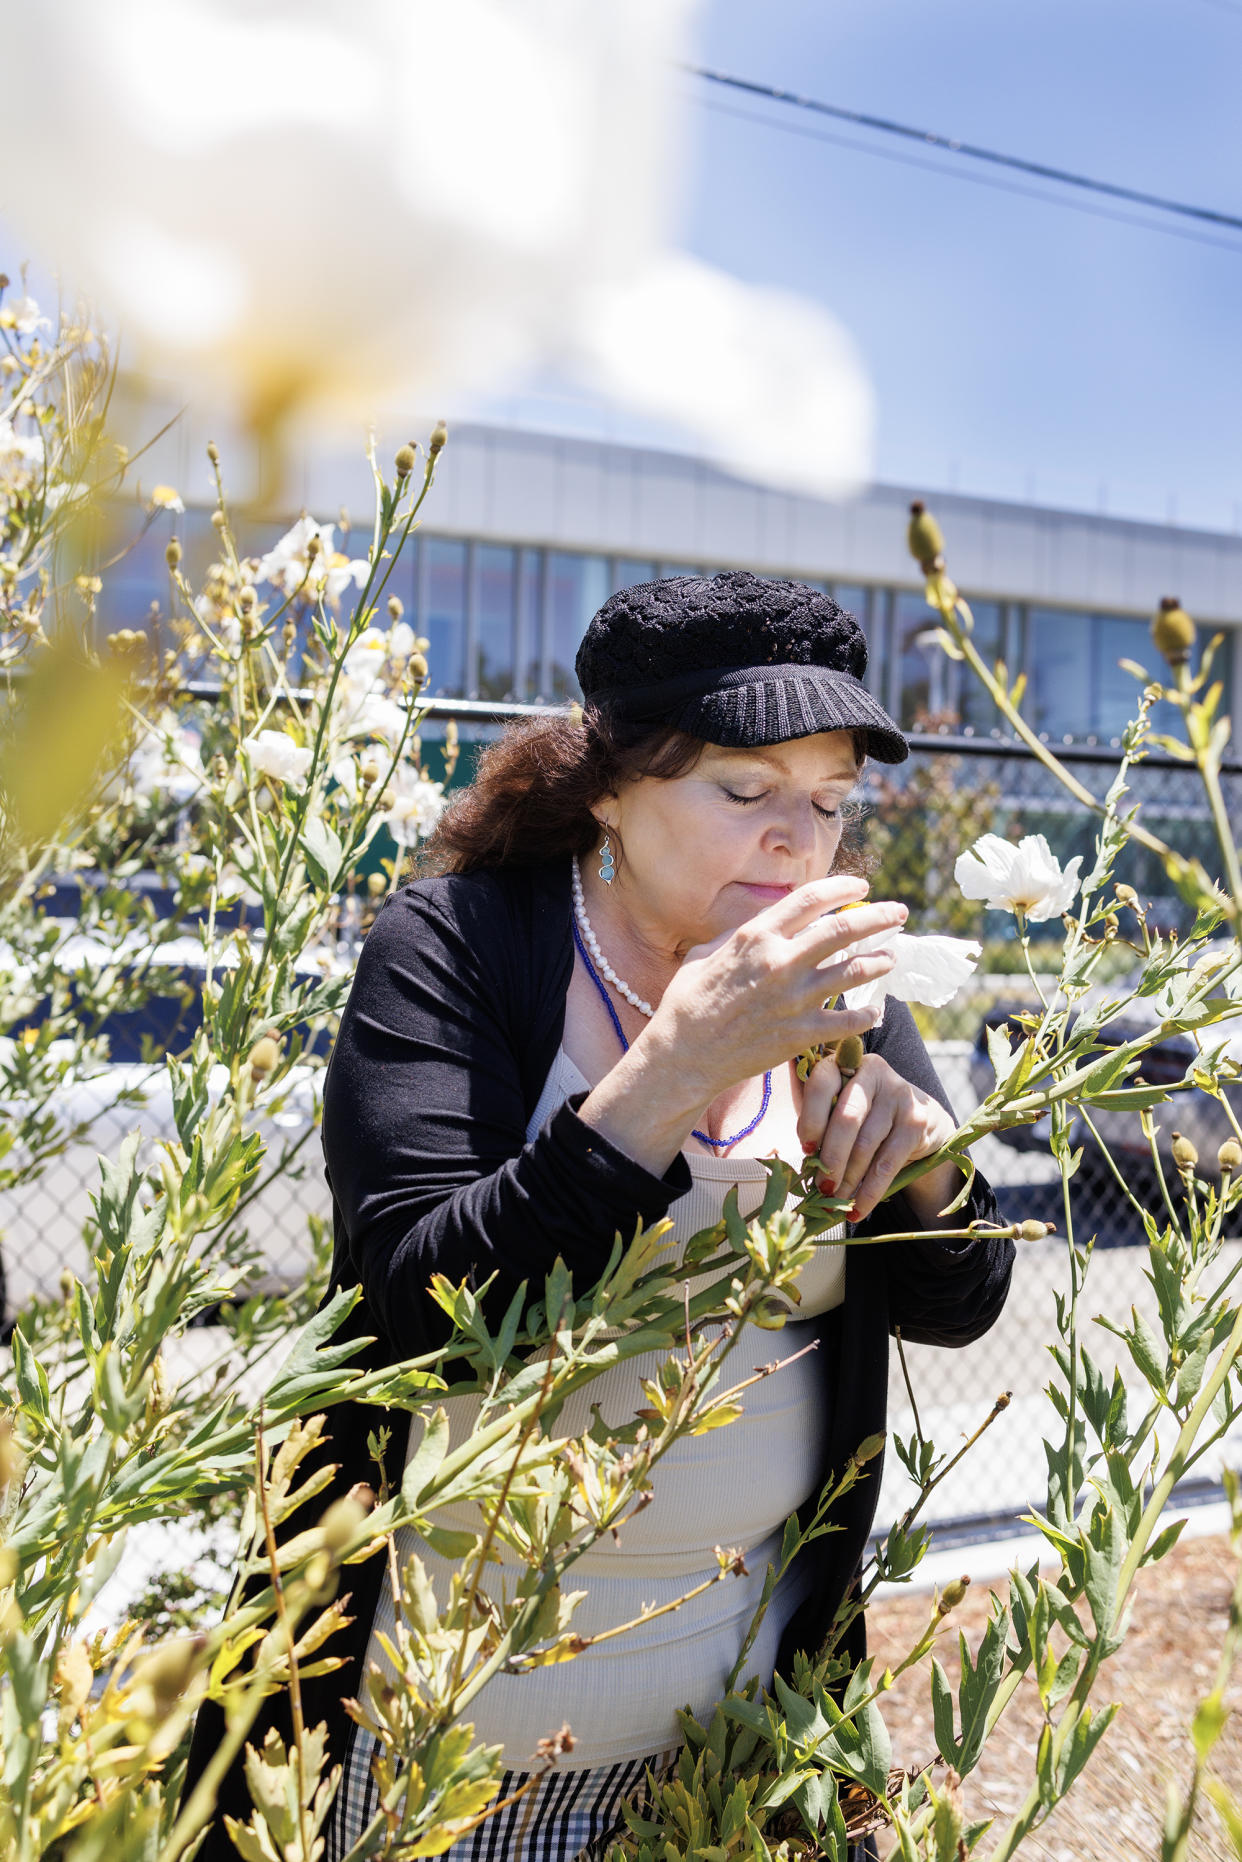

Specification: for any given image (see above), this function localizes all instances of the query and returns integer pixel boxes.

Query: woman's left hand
[796,1050,958,1224]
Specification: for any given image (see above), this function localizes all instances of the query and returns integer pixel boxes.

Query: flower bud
[237,585,257,615]
[306,533,321,561]
[936,1575,971,1617]
[347,1482,377,1512]
[835,1034,865,1076]
[211,753,229,784]
[387,595,404,621]
[211,510,226,530]
[248,1034,281,1077]
[1171,1130,1199,1172]
[906,500,945,573]
[1103,913,1119,939]
[1152,596,1196,668]
[1017,1219,1052,1241]
[1219,1138,1242,1175]
[429,420,448,458]
[751,1295,789,1330]
[206,440,220,465]
[165,538,182,570]
[379,787,396,810]
[317,1493,368,1553]
[408,652,429,683]
[394,443,417,480]
[367,872,387,899]
[126,1633,207,1724]
[994,1390,1012,1411]
[360,754,382,786]
[1115,884,1139,908]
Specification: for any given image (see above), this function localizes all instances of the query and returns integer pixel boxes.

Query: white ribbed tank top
[362,1047,846,1770]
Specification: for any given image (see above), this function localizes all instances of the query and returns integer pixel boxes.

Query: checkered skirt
[325,1726,679,1862]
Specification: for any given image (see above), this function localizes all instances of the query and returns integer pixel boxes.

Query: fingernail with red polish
[817,1176,836,1195]
[801,1139,818,1153]
[847,1203,861,1221]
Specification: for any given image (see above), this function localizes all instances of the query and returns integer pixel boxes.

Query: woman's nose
[769,804,820,857]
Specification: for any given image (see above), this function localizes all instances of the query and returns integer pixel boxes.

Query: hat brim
[658,664,908,764]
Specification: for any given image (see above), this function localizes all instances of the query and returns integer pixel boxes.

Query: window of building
[1028,607,1093,740]
[610,559,656,592]
[546,551,609,699]
[474,544,517,699]
[892,590,955,728]
[519,548,543,699]
[1094,613,1157,741]
[956,601,1004,736]
[420,537,467,696]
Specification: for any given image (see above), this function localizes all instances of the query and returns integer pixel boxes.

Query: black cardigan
[185,857,1013,1853]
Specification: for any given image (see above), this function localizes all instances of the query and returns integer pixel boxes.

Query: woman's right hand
[649,875,907,1103]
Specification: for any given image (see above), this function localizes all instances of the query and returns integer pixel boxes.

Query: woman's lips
[740,882,794,899]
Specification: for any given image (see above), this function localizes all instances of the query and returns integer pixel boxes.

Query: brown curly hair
[416,709,871,882]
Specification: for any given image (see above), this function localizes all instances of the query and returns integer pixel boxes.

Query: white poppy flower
[0,417,44,495]
[0,6,871,502]
[387,620,416,662]
[379,766,446,848]
[345,691,409,750]
[130,716,204,803]
[254,517,368,606]
[242,728,312,792]
[954,833,1083,921]
[342,627,390,687]
[0,295,50,335]
[842,925,981,1013]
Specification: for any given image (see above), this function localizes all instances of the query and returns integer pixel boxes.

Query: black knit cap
[574,569,908,764]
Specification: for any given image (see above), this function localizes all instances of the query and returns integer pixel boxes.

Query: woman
[190,571,1013,1860]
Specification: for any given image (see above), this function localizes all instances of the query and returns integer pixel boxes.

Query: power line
[689,90,1242,258]
[685,64,1242,235]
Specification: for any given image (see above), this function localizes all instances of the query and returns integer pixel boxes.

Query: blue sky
[485,0,1242,532]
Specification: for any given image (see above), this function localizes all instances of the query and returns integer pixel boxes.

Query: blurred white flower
[0,295,50,335]
[150,483,185,513]
[380,765,446,848]
[345,690,409,750]
[954,833,1083,921]
[843,926,981,1013]
[0,2,872,500]
[387,620,417,662]
[130,715,204,803]
[0,418,44,503]
[254,516,368,605]
[242,727,312,790]
[342,626,390,686]
[193,592,241,651]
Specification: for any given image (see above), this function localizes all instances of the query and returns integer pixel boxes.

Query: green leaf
[930,1657,959,1765]
[299,815,344,892]
[402,1407,451,1509]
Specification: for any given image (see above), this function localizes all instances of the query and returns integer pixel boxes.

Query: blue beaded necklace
[570,913,772,1152]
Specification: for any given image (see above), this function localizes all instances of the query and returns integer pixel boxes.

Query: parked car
[969,966,1242,1188]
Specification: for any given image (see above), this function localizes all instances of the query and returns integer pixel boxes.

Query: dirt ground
[865,1532,1242,1861]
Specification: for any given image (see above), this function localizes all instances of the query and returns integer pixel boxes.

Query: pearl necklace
[570,853,655,1017]
[569,853,773,1152]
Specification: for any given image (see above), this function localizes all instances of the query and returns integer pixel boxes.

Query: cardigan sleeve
[856,996,1015,1349]
[321,884,694,1359]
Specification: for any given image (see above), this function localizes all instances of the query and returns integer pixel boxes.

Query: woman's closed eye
[721,787,841,823]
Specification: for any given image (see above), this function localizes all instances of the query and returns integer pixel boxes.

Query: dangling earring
[598,830,616,884]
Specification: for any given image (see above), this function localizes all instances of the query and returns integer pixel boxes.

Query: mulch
[864,1532,1242,1861]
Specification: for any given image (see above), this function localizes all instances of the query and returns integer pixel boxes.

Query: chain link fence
[7,722,1242,1569]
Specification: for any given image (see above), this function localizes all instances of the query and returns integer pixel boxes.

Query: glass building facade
[105,510,1236,745]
